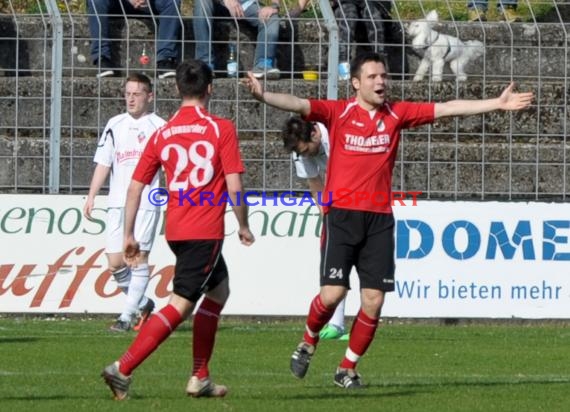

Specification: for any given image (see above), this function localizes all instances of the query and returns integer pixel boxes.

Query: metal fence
[0,0,568,200]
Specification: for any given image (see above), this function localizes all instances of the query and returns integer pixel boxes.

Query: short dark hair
[350,52,387,80]
[125,72,152,92]
[175,59,213,99]
[282,116,313,153]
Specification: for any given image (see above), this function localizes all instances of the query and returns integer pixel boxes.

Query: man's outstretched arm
[434,82,534,119]
[243,72,311,116]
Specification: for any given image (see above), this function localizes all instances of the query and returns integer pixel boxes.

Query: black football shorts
[167,239,228,303]
[320,208,395,292]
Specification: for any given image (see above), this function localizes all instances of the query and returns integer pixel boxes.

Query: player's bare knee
[361,289,385,314]
[320,285,346,308]
[108,263,125,273]
[206,279,230,305]
[168,293,194,318]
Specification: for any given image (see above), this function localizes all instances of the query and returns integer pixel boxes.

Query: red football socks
[118,304,183,376]
[303,294,336,346]
[339,309,379,370]
[192,297,223,379]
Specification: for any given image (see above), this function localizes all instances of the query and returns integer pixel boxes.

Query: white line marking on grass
[371,374,570,387]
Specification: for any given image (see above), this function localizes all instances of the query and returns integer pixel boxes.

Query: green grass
[1,317,569,411]
[289,0,556,21]
[392,0,555,21]
[0,0,557,21]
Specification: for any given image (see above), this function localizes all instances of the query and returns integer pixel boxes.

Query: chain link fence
[0,0,568,200]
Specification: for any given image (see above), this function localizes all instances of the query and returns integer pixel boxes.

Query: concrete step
[0,77,558,135]
[0,15,326,78]
[0,15,568,79]
[2,131,568,196]
[0,76,566,195]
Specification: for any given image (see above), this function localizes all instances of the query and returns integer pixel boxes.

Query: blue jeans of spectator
[193,0,280,68]
[87,0,181,64]
[467,1,518,11]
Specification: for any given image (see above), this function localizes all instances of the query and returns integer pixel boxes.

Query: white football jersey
[93,112,166,210]
[293,122,330,179]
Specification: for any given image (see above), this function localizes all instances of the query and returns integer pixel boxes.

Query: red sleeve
[132,133,161,184]
[305,99,338,126]
[219,120,244,175]
[396,101,436,129]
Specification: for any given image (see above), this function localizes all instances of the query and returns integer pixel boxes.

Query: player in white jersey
[83,73,166,332]
[282,117,348,341]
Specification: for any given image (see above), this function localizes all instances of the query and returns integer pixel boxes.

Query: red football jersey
[133,106,244,240]
[306,98,435,213]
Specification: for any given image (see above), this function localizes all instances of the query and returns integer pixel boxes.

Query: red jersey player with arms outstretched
[244,51,533,389]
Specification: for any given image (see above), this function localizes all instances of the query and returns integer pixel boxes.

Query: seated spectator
[291,0,405,79]
[330,0,394,80]
[468,1,521,23]
[193,0,281,80]
[87,0,182,79]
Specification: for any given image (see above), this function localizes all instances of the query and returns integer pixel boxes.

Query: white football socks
[329,298,346,332]
[119,264,150,323]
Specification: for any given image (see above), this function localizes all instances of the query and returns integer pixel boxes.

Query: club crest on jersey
[137,131,146,143]
[376,120,385,132]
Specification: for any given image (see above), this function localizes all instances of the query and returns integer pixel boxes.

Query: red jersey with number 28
[133,105,244,240]
[306,98,435,214]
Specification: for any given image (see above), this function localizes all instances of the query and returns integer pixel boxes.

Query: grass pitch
[0,317,569,411]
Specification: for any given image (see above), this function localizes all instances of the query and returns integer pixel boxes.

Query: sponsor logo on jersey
[116,149,143,163]
[163,124,208,138]
[343,134,391,153]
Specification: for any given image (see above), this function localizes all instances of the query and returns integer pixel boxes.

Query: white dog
[406,10,484,82]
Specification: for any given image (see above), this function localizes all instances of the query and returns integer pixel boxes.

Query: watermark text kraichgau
[147,188,421,207]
